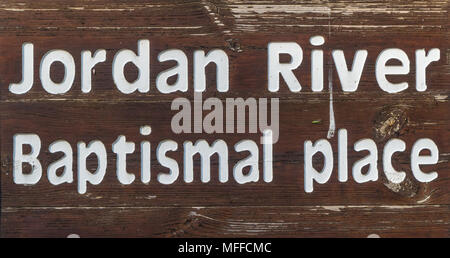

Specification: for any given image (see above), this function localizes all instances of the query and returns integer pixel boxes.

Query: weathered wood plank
[1,100,447,207]
[0,33,447,101]
[2,205,448,237]
[0,0,446,36]
[0,0,448,238]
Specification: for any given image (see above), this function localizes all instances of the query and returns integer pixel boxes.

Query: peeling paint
[434,94,448,102]
[321,206,344,212]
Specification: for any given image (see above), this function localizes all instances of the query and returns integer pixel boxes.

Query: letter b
[13,134,42,185]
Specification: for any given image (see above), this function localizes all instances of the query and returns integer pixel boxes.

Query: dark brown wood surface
[0,0,448,237]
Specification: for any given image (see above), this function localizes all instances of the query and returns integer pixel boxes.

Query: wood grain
[0,0,448,237]
[0,100,448,207]
[2,205,448,237]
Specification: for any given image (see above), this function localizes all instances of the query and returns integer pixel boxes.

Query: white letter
[77,141,107,194]
[112,135,135,185]
[332,50,368,92]
[81,49,106,93]
[48,140,73,185]
[234,140,259,184]
[383,139,406,184]
[40,50,76,94]
[304,139,333,193]
[411,138,438,182]
[184,140,228,183]
[194,49,229,92]
[262,130,273,183]
[156,49,188,93]
[13,134,42,185]
[352,139,378,183]
[338,129,348,182]
[416,48,440,92]
[112,39,150,94]
[9,43,34,94]
[156,140,179,185]
[268,42,302,92]
[376,48,409,93]
[310,36,324,92]
[141,141,151,184]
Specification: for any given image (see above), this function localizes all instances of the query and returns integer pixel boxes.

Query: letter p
[304,139,333,193]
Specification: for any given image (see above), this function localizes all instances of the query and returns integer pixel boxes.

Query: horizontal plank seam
[1,204,447,210]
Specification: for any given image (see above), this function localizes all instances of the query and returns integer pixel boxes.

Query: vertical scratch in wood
[327,65,335,139]
[327,7,335,139]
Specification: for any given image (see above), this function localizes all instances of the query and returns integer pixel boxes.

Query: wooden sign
[0,0,448,238]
